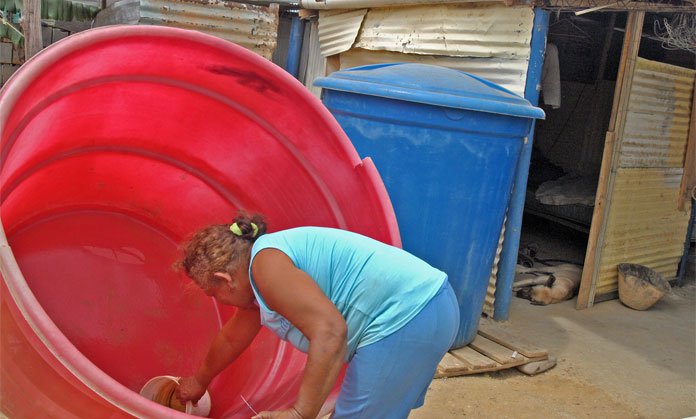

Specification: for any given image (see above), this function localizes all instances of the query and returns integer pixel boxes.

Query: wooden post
[678,79,696,212]
[21,0,42,60]
[576,11,645,309]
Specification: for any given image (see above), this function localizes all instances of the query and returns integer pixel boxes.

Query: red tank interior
[0,25,399,418]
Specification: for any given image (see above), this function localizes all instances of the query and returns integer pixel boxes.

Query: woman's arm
[177,306,261,403]
[251,248,347,419]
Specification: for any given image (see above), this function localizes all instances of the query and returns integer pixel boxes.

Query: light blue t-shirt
[248,227,447,360]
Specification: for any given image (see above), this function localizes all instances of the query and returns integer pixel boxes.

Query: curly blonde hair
[178,213,267,289]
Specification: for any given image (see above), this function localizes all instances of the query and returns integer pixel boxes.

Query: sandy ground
[411,214,695,419]
[410,273,695,419]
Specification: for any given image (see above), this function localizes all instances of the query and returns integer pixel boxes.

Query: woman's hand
[252,408,305,419]
[175,376,206,406]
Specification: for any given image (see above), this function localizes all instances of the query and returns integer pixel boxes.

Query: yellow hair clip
[230,223,243,236]
[230,222,259,238]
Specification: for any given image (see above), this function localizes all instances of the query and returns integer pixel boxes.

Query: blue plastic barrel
[315,63,544,348]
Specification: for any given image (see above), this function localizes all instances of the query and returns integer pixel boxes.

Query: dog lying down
[514,264,582,305]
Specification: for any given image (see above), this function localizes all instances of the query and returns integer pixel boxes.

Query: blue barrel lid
[314,63,545,120]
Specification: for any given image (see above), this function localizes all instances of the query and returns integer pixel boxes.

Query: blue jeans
[333,280,460,419]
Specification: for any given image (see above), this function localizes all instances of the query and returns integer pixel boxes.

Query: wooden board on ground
[450,346,497,370]
[469,335,522,365]
[436,326,550,378]
[477,322,549,359]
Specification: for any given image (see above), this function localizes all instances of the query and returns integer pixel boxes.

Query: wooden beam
[537,0,696,13]
[678,78,696,212]
[576,11,645,310]
[21,0,42,60]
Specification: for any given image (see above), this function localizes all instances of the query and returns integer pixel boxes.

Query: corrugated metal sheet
[316,4,534,96]
[483,216,506,317]
[139,0,279,59]
[596,168,691,294]
[339,48,528,97]
[354,4,534,60]
[318,9,368,57]
[595,58,695,297]
[620,58,696,168]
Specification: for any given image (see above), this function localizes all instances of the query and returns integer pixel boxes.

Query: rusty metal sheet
[596,168,692,294]
[339,48,527,97]
[318,9,368,56]
[139,0,279,59]
[620,58,696,168]
[354,4,534,59]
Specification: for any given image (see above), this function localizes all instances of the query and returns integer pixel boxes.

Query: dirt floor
[411,216,696,419]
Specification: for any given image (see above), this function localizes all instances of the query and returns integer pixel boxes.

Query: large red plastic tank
[0,26,400,418]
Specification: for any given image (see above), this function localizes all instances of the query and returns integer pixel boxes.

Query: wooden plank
[437,352,476,376]
[678,78,696,212]
[477,323,548,359]
[469,335,523,365]
[577,11,645,309]
[436,329,552,379]
[21,0,43,60]
[450,346,497,370]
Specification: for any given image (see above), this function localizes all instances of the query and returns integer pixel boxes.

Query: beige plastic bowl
[617,263,671,311]
[140,375,211,417]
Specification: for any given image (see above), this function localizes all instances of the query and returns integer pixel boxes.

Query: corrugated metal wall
[596,57,695,295]
[317,9,368,57]
[354,5,532,59]
[140,0,279,59]
[96,0,279,60]
[312,3,535,97]
[620,59,694,168]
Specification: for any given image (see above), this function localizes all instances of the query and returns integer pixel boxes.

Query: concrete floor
[411,282,695,418]
[411,215,696,419]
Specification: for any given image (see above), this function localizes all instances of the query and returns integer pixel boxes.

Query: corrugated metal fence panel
[621,58,696,168]
[354,4,534,60]
[596,58,695,295]
[339,48,528,97]
[597,168,691,294]
[318,9,368,57]
[139,0,279,60]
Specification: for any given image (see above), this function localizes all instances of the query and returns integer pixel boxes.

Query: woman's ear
[213,272,233,285]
